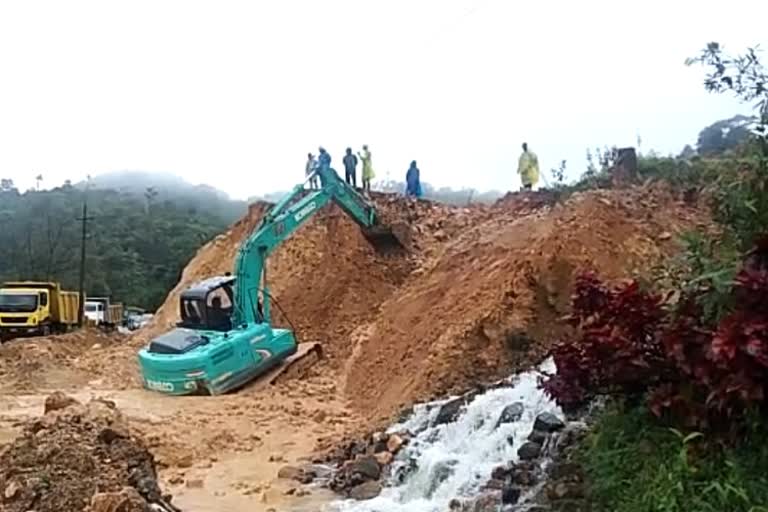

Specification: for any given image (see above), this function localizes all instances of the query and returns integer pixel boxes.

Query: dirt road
[0,374,349,511]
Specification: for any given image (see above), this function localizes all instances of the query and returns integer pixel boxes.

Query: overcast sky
[1,0,767,199]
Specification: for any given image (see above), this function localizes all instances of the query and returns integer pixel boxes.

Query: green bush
[582,405,768,512]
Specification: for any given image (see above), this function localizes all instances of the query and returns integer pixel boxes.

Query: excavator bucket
[362,222,410,253]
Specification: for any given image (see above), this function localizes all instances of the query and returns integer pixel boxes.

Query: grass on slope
[579,405,768,512]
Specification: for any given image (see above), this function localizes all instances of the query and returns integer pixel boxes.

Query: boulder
[534,413,565,433]
[44,391,81,414]
[518,441,542,460]
[501,484,521,505]
[546,462,584,482]
[433,397,465,426]
[349,481,382,500]
[3,479,21,500]
[371,432,389,453]
[490,465,510,481]
[301,464,333,481]
[86,487,147,512]
[97,427,126,444]
[386,434,405,453]
[374,451,394,466]
[495,402,524,427]
[350,455,381,480]
[512,465,538,486]
[484,478,505,490]
[277,465,304,481]
[471,491,501,512]
[547,482,585,500]
[528,430,548,445]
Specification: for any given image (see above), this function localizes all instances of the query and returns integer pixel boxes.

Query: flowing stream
[329,359,562,512]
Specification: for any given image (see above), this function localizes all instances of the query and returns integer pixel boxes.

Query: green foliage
[696,116,755,156]
[0,183,233,310]
[581,405,768,512]
[658,231,741,325]
[708,158,768,250]
[636,154,708,187]
[550,160,567,184]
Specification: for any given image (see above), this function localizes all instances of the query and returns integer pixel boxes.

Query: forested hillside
[0,178,237,310]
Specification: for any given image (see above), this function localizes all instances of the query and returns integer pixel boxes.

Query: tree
[551,160,567,184]
[679,144,696,159]
[1,178,17,193]
[688,42,768,249]
[0,182,234,310]
[695,115,753,155]
[687,42,768,160]
[144,186,158,214]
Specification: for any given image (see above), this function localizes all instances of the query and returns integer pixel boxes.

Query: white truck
[84,297,124,330]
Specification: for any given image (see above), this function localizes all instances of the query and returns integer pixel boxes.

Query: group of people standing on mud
[304,145,423,199]
[304,141,540,199]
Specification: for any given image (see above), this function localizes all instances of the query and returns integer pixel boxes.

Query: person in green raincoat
[358,145,375,195]
[517,142,539,190]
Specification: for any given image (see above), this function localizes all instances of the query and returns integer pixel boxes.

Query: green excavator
[137,164,406,395]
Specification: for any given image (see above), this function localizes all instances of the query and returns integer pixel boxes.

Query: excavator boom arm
[232,166,387,326]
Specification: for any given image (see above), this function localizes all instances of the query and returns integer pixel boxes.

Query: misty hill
[81,171,247,224]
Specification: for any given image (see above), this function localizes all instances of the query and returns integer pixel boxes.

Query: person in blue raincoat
[405,161,422,198]
[316,146,333,186]
[318,147,332,171]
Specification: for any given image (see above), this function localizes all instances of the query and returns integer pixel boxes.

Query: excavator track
[266,342,323,386]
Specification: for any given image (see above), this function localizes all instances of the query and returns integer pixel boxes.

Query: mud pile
[0,392,175,512]
[343,183,709,421]
[118,183,708,430]
[0,328,125,392]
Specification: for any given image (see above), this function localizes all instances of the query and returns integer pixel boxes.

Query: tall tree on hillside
[0,184,229,309]
[695,115,754,155]
[144,186,158,214]
[1,178,17,193]
[687,43,768,160]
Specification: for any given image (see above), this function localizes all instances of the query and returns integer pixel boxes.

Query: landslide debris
[0,392,177,512]
[0,328,125,392]
[341,184,710,422]
[98,183,709,431]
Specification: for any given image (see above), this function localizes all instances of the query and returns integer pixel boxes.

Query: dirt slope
[343,186,707,419]
[121,183,706,422]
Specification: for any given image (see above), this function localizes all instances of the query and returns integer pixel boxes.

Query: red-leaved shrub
[541,242,768,429]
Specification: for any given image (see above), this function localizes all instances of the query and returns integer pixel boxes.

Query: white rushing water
[329,358,562,512]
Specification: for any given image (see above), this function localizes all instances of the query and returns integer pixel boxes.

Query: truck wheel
[41,325,51,337]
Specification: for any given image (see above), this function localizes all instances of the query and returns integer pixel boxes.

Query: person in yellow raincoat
[517,142,539,190]
[358,145,375,195]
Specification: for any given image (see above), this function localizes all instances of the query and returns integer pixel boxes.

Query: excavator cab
[176,275,264,332]
[176,276,237,332]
